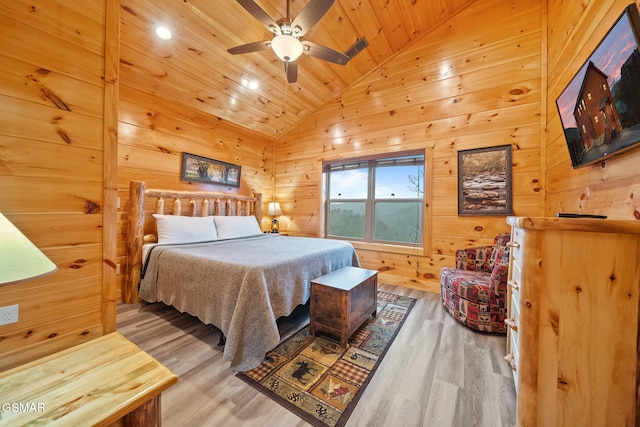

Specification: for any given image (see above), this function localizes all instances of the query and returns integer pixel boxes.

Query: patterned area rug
[237,290,416,427]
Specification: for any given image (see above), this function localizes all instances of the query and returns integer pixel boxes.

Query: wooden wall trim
[539,0,548,215]
[102,0,120,333]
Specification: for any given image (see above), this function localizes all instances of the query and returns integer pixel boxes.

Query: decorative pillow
[152,214,217,244]
[213,216,262,239]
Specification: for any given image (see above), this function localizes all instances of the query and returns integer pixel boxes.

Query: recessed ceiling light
[155,26,172,40]
[241,78,259,90]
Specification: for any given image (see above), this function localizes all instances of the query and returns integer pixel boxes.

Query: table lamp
[0,213,57,286]
[267,202,282,233]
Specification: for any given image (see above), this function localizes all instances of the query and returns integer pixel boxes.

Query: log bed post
[202,198,209,216]
[254,193,262,225]
[124,181,145,303]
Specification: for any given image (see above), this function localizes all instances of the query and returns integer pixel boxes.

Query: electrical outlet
[0,304,18,326]
[116,263,121,275]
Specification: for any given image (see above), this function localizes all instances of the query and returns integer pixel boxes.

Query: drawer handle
[507,241,520,249]
[505,353,517,371]
[507,280,519,291]
[504,317,518,331]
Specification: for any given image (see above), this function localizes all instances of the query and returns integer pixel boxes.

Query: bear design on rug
[291,360,316,385]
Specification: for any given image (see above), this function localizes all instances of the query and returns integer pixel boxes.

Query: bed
[123,181,360,371]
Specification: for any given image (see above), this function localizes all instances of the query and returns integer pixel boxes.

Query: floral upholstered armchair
[440,233,511,333]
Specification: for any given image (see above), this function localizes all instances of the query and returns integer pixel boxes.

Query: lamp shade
[0,213,57,285]
[271,35,303,62]
[267,202,282,216]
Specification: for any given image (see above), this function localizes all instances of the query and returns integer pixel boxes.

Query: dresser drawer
[505,277,520,386]
[506,291,520,342]
[509,243,522,280]
[509,226,524,261]
[507,327,520,392]
[507,226,523,303]
[507,261,522,310]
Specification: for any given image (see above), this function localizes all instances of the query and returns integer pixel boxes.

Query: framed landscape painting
[180,152,241,187]
[458,145,512,216]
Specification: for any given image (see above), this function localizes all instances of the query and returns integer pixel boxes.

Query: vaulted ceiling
[119,0,476,138]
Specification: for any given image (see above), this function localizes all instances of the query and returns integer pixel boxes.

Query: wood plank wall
[0,1,112,370]
[275,0,545,292]
[116,4,276,300]
[546,0,640,219]
[116,96,275,299]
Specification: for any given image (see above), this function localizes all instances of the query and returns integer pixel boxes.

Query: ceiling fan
[227,0,368,83]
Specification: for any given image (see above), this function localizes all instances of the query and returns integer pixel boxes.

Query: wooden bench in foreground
[0,332,177,426]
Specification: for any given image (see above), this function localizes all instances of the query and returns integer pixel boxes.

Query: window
[323,151,425,245]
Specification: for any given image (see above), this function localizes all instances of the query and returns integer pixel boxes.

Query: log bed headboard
[123,180,262,303]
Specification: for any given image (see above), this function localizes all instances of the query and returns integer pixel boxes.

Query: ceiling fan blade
[291,0,335,37]
[344,37,369,59]
[236,0,279,33]
[284,61,298,83]
[302,40,350,65]
[227,40,271,55]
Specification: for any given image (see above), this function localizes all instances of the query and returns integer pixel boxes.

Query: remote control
[556,213,607,219]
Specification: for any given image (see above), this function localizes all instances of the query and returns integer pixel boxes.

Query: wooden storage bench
[310,266,378,348]
[0,332,177,426]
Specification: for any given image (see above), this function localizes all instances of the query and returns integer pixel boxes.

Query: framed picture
[458,145,512,216]
[180,152,241,187]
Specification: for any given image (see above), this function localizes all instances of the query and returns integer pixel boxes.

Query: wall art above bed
[180,152,241,187]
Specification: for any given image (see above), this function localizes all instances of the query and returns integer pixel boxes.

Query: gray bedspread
[139,234,359,371]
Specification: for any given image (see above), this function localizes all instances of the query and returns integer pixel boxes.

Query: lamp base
[271,218,279,233]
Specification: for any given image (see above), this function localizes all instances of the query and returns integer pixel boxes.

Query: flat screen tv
[556,3,640,168]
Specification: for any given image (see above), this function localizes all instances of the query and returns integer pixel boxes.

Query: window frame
[321,149,431,256]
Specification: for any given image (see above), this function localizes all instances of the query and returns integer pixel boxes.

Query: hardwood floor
[117,284,516,426]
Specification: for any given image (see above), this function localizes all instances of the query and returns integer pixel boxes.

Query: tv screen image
[556,4,640,168]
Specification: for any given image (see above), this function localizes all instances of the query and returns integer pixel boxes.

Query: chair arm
[455,245,493,271]
[489,262,510,298]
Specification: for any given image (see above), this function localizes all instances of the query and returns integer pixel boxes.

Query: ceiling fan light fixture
[271,34,303,62]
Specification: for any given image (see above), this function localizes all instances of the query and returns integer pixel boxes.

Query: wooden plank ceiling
[120,0,476,137]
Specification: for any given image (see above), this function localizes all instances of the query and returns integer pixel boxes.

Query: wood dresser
[504,216,640,426]
[310,266,378,348]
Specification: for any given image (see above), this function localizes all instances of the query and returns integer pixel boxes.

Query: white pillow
[213,216,262,239]
[153,214,218,244]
